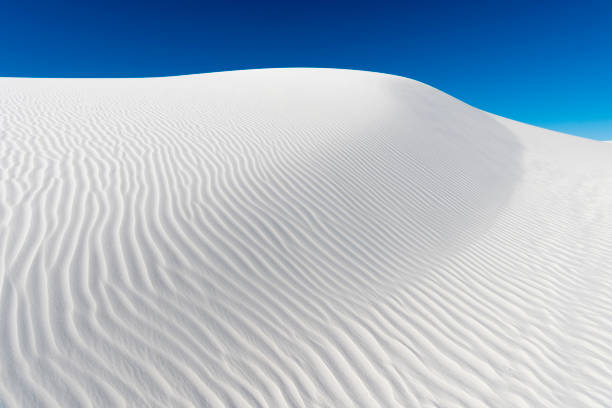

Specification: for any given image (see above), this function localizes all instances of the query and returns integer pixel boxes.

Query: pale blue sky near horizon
[544,120,612,141]
[1,0,611,140]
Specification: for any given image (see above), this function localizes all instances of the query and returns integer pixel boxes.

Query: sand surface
[1,69,612,407]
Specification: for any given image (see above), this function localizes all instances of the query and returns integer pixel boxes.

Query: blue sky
[2,0,611,140]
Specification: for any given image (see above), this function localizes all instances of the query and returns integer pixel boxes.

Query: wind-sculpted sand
[1,69,612,407]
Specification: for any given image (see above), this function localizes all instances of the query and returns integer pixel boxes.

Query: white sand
[1,69,612,407]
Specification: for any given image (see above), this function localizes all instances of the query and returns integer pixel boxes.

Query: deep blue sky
[2,0,611,140]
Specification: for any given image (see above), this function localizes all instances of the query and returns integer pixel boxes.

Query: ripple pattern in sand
[1,69,612,407]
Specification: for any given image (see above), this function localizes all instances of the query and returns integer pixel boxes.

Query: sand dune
[1,68,612,407]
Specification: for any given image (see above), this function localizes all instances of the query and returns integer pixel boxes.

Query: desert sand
[1,69,612,407]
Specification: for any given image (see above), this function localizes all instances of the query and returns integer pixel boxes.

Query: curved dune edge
[1,69,612,407]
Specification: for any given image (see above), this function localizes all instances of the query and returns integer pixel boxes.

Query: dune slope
[1,69,612,407]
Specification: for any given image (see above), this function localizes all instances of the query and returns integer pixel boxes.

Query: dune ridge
[1,69,612,407]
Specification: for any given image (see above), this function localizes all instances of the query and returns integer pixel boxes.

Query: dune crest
[1,69,612,407]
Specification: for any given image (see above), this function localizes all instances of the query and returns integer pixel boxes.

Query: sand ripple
[1,69,611,407]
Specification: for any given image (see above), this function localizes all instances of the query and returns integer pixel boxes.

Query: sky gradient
[2,0,611,140]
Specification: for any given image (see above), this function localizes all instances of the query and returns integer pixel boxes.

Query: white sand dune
[1,68,612,407]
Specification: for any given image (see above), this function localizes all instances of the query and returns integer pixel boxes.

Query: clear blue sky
[2,0,611,140]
